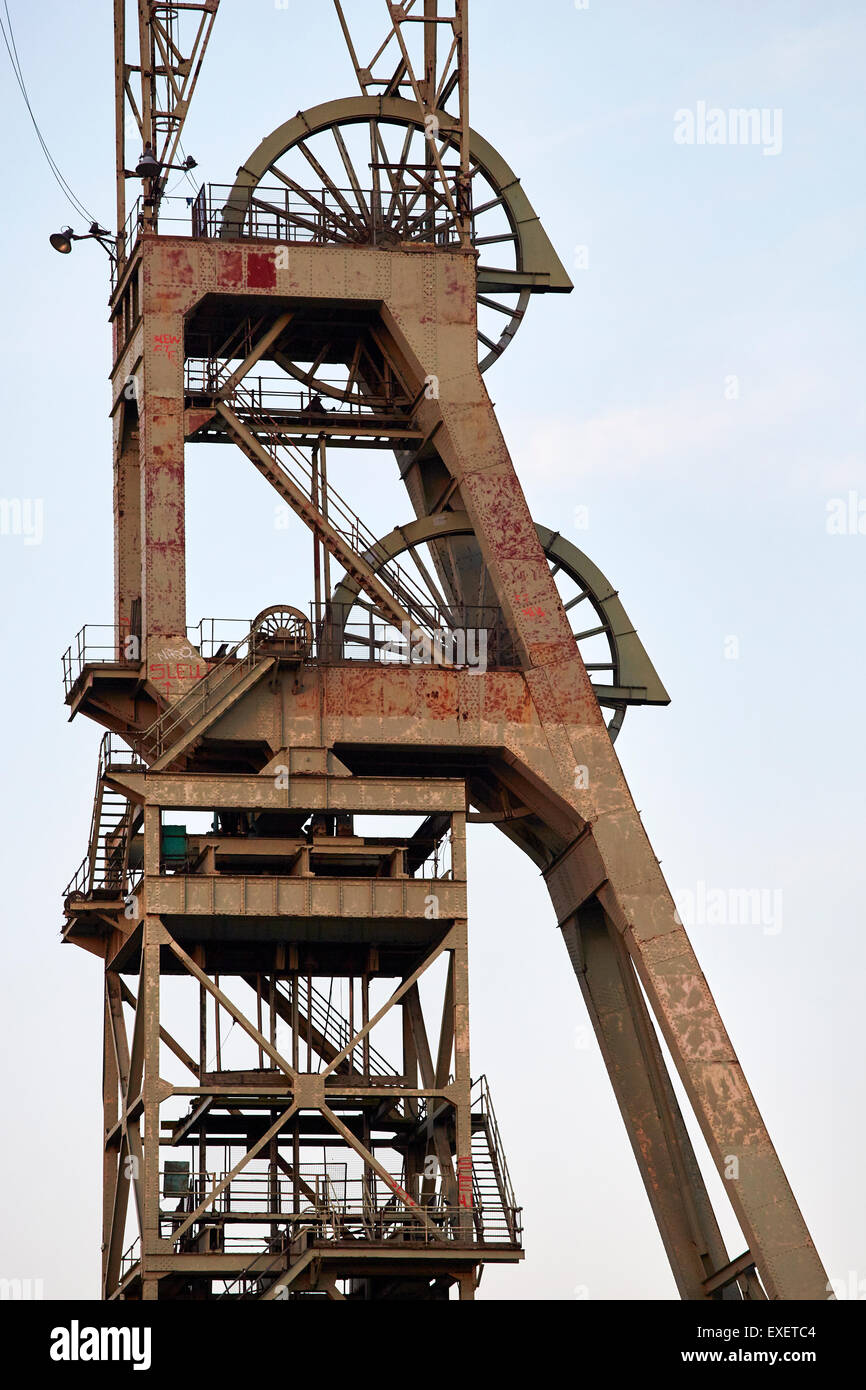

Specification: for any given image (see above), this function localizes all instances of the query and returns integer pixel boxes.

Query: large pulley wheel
[252,605,313,659]
[225,97,570,372]
[324,514,670,743]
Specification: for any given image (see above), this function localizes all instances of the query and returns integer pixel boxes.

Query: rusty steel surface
[58,0,828,1302]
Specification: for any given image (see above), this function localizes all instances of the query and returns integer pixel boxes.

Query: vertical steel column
[453,917,472,1241]
[113,409,142,648]
[138,304,187,656]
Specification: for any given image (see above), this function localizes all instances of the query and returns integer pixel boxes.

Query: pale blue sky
[0,0,863,1300]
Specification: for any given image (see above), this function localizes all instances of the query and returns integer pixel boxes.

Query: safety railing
[120,1237,141,1279]
[277,976,398,1080]
[185,364,413,424]
[62,625,140,696]
[187,618,253,660]
[133,620,260,764]
[313,602,520,669]
[102,732,147,773]
[159,1169,508,1243]
[222,382,445,635]
[121,183,464,257]
[63,607,520,727]
[190,609,520,668]
[471,1074,520,1241]
[195,183,464,248]
[64,734,145,901]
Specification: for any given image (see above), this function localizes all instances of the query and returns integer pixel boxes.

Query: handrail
[207,182,464,248]
[120,1237,141,1277]
[63,855,89,901]
[472,1074,518,1219]
[216,1237,290,1302]
[278,977,397,1079]
[64,735,145,900]
[61,625,139,696]
[84,734,110,894]
[134,620,260,763]
[225,382,444,634]
[119,179,466,280]
[161,1167,481,1238]
[186,365,413,420]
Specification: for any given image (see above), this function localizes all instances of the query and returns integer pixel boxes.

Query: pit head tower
[60,0,827,1301]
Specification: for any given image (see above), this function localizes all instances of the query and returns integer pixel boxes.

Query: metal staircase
[216,383,444,635]
[250,975,400,1080]
[64,734,143,900]
[135,622,274,768]
[244,984,521,1247]
[133,438,453,769]
[283,977,399,1079]
[470,1076,521,1245]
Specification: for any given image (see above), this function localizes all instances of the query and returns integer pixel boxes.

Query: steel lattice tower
[60,1,827,1300]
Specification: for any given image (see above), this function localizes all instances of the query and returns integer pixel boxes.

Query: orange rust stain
[324,668,535,726]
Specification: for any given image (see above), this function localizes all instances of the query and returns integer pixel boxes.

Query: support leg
[562,898,747,1300]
